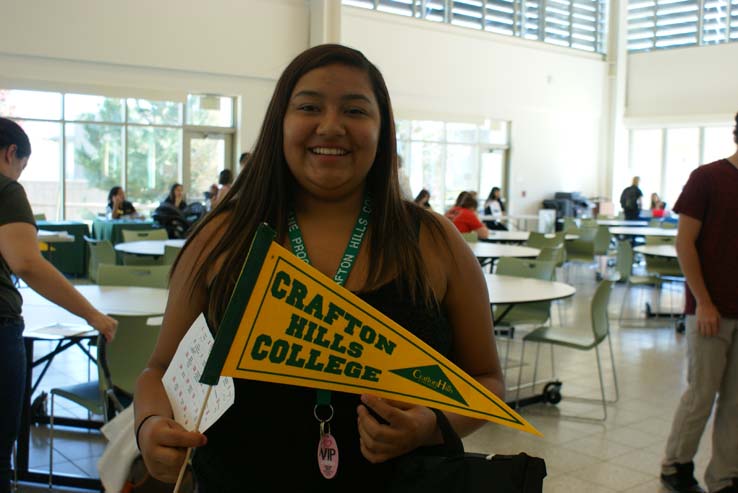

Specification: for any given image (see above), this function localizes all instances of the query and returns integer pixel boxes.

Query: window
[1,88,235,221]
[628,0,738,52]
[65,122,124,220]
[629,129,663,207]
[625,121,735,210]
[344,0,608,54]
[397,118,510,211]
[664,128,699,206]
[702,126,735,162]
[16,121,62,220]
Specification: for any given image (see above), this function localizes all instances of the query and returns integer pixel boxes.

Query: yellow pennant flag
[201,225,539,436]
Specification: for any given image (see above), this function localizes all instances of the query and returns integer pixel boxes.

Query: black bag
[390,410,546,493]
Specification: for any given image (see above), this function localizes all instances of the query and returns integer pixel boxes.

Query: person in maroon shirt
[660,113,738,493]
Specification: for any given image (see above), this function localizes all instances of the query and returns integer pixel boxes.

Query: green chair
[537,245,566,267]
[97,264,170,288]
[580,218,597,228]
[493,258,556,377]
[461,232,478,242]
[84,236,117,283]
[515,280,619,421]
[661,221,678,229]
[49,314,162,484]
[121,252,162,266]
[494,258,556,325]
[643,252,683,316]
[121,228,168,243]
[33,213,47,221]
[648,219,662,227]
[616,240,661,324]
[562,217,579,233]
[645,235,675,246]
[592,226,612,256]
[537,246,567,290]
[161,245,180,265]
[565,226,596,261]
[526,232,564,250]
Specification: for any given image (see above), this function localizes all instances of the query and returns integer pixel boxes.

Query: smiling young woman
[283,64,381,203]
[134,44,504,492]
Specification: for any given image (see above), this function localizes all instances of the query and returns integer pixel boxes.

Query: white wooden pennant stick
[173,386,212,493]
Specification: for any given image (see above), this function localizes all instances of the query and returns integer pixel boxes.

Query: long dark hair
[107,186,122,208]
[167,183,182,203]
[180,44,445,325]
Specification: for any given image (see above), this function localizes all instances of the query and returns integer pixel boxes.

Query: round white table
[485,274,576,306]
[21,285,169,332]
[469,242,540,260]
[114,239,186,256]
[483,231,578,243]
[634,244,677,258]
[19,284,169,488]
[597,219,649,227]
[609,227,677,237]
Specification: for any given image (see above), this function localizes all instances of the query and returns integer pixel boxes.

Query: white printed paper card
[163,314,235,432]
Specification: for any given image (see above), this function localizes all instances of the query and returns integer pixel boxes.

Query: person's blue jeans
[0,319,25,493]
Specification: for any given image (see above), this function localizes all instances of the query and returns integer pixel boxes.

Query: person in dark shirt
[413,189,431,209]
[134,44,504,491]
[238,152,251,172]
[619,176,643,220]
[162,183,187,211]
[0,118,117,493]
[106,186,138,219]
[660,112,738,493]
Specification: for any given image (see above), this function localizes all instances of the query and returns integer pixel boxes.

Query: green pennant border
[200,223,276,385]
[229,254,524,426]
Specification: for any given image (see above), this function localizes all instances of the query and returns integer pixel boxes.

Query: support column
[309,0,342,47]
[602,0,629,203]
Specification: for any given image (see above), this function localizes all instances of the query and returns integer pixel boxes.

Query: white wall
[627,43,738,121]
[341,7,609,213]
[0,0,310,149]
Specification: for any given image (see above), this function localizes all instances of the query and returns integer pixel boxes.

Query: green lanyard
[287,194,372,407]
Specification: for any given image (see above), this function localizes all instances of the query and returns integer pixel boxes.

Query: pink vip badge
[317,434,339,479]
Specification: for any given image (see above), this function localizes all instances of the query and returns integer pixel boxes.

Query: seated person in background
[154,184,200,239]
[445,191,469,218]
[483,186,508,231]
[238,152,251,171]
[106,186,139,219]
[212,169,234,207]
[205,183,219,212]
[650,192,667,218]
[414,189,431,209]
[446,194,489,240]
[484,186,505,217]
[162,183,187,211]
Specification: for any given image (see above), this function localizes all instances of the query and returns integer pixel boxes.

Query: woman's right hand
[85,311,118,342]
[138,416,208,483]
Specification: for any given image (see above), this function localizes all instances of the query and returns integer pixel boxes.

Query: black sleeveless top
[192,279,455,492]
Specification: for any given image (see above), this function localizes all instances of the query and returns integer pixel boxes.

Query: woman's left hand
[357,394,441,463]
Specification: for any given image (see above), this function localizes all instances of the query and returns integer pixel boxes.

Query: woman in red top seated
[650,192,667,218]
[446,194,489,240]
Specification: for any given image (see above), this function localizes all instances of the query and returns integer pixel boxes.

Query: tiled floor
[14,264,706,492]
